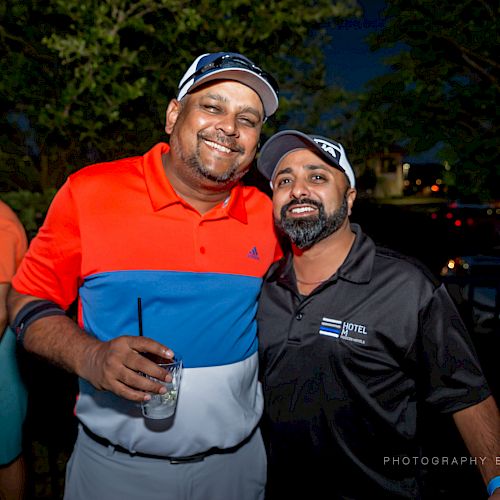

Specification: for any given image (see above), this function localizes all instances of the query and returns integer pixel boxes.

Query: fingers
[108,379,165,403]
[128,336,175,361]
[85,336,175,402]
[110,367,168,402]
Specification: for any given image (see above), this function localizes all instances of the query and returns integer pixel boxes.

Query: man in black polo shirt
[256,130,500,499]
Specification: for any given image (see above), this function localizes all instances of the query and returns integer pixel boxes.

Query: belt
[81,424,212,464]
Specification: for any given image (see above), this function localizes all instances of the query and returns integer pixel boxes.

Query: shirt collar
[143,142,248,223]
[270,224,375,288]
[143,142,179,211]
[335,224,375,284]
[223,184,248,224]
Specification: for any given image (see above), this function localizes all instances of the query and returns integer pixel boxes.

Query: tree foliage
[354,0,499,200]
[0,189,56,236]
[0,0,360,192]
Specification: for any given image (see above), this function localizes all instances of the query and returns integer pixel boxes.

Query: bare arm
[7,287,175,402]
[453,396,500,497]
[0,283,9,338]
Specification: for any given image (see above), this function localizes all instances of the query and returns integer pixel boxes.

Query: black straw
[137,297,143,337]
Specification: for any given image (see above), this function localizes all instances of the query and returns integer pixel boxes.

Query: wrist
[487,476,500,496]
[77,335,104,382]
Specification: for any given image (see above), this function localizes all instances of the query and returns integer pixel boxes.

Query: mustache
[198,132,244,153]
[281,198,323,215]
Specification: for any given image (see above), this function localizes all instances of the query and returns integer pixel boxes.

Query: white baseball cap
[177,52,279,118]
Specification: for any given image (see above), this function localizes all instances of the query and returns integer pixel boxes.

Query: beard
[275,193,349,249]
[170,130,247,188]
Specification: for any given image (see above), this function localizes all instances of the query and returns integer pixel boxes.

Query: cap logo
[313,138,341,163]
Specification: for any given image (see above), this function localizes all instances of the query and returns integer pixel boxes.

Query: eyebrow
[202,92,263,121]
[274,163,330,178]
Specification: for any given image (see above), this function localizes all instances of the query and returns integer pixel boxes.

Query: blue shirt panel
[79,270,261,368]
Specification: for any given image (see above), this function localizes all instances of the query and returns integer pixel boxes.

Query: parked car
[440,252,500,335]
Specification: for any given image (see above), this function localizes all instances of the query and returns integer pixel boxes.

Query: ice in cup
[141,358,183,419]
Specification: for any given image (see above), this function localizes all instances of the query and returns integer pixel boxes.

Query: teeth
[205,140,232,153]
[291,207,315,214]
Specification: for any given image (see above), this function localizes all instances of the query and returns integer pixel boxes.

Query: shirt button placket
[196,219,206,267]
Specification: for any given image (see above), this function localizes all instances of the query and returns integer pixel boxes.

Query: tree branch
[475,0,496,20]
[0,25,52,62]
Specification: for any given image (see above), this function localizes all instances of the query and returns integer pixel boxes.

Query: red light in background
[446,212,453,219]
[466,217,474,226]
[431,185,439,192]
[454,219,462,227]
[431,213,438,220]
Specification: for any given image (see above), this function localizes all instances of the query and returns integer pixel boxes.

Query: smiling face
[272,148,356,249]
[165,80,264,192]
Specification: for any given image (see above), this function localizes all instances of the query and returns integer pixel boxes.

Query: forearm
[7,286,175,401]
[453,396,500,485]
[22,313,102,379]
[0,310,7,338]
[7,287,100,379]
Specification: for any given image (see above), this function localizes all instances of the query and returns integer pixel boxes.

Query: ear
[165,99,181,135]
[346,188,357,216]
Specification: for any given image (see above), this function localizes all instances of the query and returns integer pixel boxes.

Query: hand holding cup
[141,358,183,419]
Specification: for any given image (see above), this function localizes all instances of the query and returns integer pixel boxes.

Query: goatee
[170,131,246,187]
[275,194,349,249]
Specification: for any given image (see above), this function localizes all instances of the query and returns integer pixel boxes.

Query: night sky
[326,0,395,91]
[326,0,440,162]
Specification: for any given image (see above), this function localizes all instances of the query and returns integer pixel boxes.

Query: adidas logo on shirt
[247,247,260,260]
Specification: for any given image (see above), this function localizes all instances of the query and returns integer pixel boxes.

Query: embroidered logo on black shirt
[319,316,368,344]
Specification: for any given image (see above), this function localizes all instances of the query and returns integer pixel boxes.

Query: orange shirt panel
[0,201,28,282]
[12,144,280,308]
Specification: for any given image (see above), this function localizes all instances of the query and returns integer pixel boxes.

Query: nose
[216,114,239,137]
[290,177,310,200]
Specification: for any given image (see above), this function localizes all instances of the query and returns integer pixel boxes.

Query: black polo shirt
[257,224,490,500]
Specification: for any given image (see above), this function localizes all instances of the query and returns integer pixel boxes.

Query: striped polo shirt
[13,142,280,456]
